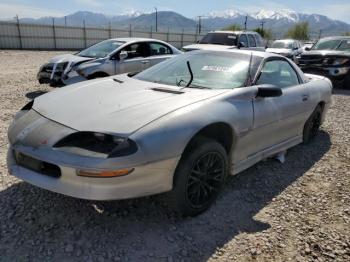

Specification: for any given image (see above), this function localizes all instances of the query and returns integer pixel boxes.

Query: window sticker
[202,65,234,72]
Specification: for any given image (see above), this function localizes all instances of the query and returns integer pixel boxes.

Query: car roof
[195,48,279,59]
[107,37,170,43]
[274,39,298,43]
[319,36,350,41]
[209,30,259,35]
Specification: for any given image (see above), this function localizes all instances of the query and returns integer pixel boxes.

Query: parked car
[302,41,315,52]
[266,39,303,61]
[297,36,350,89]
[37,38,181,86]
[182,31,265,52]
[8,49,332,216]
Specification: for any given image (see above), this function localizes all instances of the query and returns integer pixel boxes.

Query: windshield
[199,33,238,46]
[134,51,255,89]
[312,39,350,51]
[77,40,125,58]
[271,41,293,49]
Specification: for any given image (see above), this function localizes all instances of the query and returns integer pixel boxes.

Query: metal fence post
[167,27,169,42]
[108,22,111,39]
[181,28,184,47]
[83,20,87,48]
[129,24,132,37]
[52,18,57,50]
[15,15,23,49]
[150,26,153,38]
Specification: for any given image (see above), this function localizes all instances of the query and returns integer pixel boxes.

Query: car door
[114,42,149,74]
[148,42,174,67]
[250,58,310,154]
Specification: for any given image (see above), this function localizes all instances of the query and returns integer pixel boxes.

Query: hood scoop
[150,87,184,94]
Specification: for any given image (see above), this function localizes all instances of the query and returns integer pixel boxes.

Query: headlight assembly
[323,58,349,66]
[55,62,68,72]
[53,132,138,158]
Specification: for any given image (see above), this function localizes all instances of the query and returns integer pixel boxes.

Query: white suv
[182,31,265,52]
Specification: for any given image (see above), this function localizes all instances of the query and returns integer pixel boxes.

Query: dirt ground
[0,50,349,262]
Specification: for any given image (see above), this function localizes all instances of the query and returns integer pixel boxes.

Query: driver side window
[256,60,300,88]
[119,43,148,59]
[239,34,249,47]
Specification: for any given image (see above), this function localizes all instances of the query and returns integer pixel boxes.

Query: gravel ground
[0,50,349,262]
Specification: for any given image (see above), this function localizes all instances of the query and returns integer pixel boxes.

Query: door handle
[302,94,309,101]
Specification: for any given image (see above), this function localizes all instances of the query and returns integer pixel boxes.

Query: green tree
[284,22,309,40]
[253,27,273,40]
[222,24,242,31]
[344,32,350,36]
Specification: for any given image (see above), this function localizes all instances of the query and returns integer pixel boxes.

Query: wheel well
[184,123,234,155]
[318,101,325,111]
[87,72,109,80]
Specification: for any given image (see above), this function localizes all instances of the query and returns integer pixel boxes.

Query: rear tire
[303,105,322,144]
[168,137,228,217]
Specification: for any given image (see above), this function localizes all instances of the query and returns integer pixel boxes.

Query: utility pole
[15,15,22,49]
[198,16,202,35]
[64,16,67,27]
[260,20,265,31]
[154,7,158,32]
[244,15,248,30]
[318,29,322,39]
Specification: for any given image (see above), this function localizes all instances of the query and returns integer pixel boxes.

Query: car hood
[48,53,95,65]
[183,44,235,51]
[266,48,292,54]
[301,50,350,57]
[33,75,228,135]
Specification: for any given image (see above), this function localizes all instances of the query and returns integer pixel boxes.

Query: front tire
[303,105,322,144]
[168,137,228,217]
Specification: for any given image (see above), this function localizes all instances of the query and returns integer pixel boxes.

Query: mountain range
[16,9,350,38]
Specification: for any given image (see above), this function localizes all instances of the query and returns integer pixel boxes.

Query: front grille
[14,151,61,178]
[299,55,323,66]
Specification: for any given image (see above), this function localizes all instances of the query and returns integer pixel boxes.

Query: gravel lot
[0,50,349,262]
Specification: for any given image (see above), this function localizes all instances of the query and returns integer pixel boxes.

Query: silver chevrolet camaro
[37,38,181,86]
[8,49,332,216]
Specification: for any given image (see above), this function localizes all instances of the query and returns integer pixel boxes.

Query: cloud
[0,3,64,19]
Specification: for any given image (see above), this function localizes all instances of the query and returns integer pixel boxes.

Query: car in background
[266,39,303,61]
[297,36,350,89]
[9,49,332,216]
[182,31,265,52]
[302,41,315,52]
[37,38,181,86]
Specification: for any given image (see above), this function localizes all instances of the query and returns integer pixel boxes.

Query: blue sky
[1,0,350,23]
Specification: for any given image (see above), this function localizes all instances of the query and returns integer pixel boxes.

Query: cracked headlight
[53,132,138,158]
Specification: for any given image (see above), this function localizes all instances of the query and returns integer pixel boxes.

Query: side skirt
[231,135,302,175]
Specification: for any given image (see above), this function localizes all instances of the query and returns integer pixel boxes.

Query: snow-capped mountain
[15,9,350,36]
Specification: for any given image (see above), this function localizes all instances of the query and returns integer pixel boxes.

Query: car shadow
[333,88,350,96]
[25,90,48,99]
[0,131,331,261]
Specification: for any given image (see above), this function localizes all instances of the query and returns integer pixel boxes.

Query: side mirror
[256,85,282,98]
[196,40,200,44]
[238,42,246,49]
[119,51,128,61]
[305,47,311,51]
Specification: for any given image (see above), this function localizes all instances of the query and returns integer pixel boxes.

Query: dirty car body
[9,49,332,215]
[37,38,181,86]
